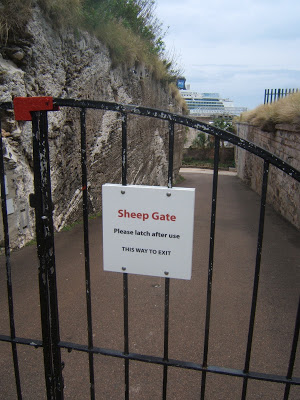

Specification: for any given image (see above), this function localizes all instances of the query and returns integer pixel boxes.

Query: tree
[211,116,235,148]
[192,132,207,149]
[212,116,235,133]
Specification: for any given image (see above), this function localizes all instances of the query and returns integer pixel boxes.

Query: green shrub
[212,116,235,134]
[192,132,207,148]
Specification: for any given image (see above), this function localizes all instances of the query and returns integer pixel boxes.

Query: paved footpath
[0,169,299,399]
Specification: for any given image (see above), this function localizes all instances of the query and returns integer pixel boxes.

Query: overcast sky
[155,0,300,110]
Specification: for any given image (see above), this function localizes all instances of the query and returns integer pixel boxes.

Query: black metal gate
[0,97,299,399]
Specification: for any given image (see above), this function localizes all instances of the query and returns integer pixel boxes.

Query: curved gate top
[0,97,299,399]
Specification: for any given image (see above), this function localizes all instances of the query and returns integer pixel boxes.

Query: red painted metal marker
[13,96,59,121]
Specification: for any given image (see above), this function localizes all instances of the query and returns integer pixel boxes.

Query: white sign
[102,184,195,280]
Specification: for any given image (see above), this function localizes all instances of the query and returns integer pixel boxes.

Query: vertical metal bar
[264,89,266,104]
[121,112,130,400]
[283,298,300,400]
[270,89,273,104]
[32,111,55,399]
[0,119,22,399]
[123,273,129,400]
[31,111,63,399]
[162,278,170,400]
[200,137,220,400]
[162,120,174,399]
[42,111,64,400]
[122,113,128,187]
[241,160,269,400]
[80,108,95,400]
[167,120,175,189]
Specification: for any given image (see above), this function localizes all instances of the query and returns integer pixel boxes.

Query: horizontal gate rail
[1,334,299,386]
[0,97,299,400]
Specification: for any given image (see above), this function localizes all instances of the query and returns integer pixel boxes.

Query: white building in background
[177,78,247,117]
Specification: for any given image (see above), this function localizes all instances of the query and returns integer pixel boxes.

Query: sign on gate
[102,184,195,279]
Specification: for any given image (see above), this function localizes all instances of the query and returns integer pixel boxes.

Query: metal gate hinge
[13,96,59,121]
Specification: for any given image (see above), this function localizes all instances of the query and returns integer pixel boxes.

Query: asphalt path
[0,169,299,399]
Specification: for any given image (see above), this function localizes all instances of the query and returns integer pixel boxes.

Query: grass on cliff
[0,0,32,41]
[0,0,183,85]
[238,92,300,131]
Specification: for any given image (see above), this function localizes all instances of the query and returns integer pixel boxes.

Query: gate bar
[32,111,55,398]
[51,98,300,181]
[56,339,299,385]
[1,334,298,386]
[31,111,64,399]
[52,98,300,182]
[0,120,22,399]
[162,277,170,400]
[80,108,95,399]
[200,137,220,400]
[162,120,175,399]
[123,273,130,400]
[121,112,130,399]
[241,160,269,399]
[167,120,175,189]
[284,299,300,399]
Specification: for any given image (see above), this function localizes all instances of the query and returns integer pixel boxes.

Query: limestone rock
[0,5,185,248]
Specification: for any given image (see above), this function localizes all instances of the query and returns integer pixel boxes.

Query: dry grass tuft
[239,92,300,131]
[0,0,33,44]
[38,0,82,27]
[92,21,150,68]
[168,83,188,114]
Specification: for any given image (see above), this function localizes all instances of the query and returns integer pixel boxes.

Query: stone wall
[236,123,300,229]
[0,6,185,248]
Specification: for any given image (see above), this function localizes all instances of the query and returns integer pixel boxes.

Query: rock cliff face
[0,5,185,248]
